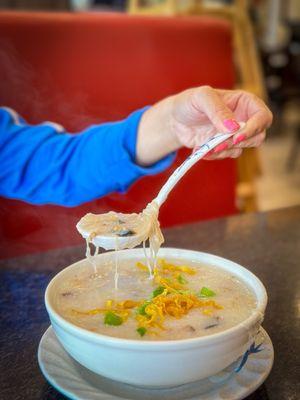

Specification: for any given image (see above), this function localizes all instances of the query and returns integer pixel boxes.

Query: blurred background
[0,0,299,257]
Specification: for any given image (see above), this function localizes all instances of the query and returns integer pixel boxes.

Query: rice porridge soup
[53,257,256,340]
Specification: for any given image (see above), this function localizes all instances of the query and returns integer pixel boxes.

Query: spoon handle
[154,123,245,207]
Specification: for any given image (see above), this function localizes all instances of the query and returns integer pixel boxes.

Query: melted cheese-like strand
[84,201,164,284]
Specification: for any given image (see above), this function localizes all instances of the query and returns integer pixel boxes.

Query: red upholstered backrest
[0,12,236,258]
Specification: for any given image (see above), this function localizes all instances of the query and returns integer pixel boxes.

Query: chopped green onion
[178,289,194,295]
[137,327,147,337]
[199,287,216,297]
[177,274,188,285]
[152,286,165,298]
[137,301,151,316]
[104,311,123,326]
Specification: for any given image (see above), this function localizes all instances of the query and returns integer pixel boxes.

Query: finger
[229,148,243,158]
[233,131,266,149]
[191,86,240,133]
[193,137,231,155]
[206,130,266,158]
[219,130,266,152]
[204,148,242,160]
[232,100,272,145]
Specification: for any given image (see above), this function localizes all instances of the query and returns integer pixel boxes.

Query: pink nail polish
[214,142,228,153]
[233,134,246,145]
[223,119,240,132]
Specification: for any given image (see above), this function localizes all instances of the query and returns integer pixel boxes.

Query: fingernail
[233,134,246,145]
[214,142,228,153]
[223,119,240,132]
[192,146,200,154]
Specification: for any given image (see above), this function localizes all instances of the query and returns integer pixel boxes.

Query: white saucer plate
[38,326,274,400]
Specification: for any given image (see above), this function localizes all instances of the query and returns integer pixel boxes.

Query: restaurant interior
[0,1,299,400]
[0,0,299,256]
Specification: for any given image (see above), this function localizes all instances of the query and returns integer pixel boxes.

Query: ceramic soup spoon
[77,122,245,250]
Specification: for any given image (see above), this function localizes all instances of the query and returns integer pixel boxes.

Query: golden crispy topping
[73,259,222,337]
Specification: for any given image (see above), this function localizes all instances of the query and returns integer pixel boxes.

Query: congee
[53,257,256,340]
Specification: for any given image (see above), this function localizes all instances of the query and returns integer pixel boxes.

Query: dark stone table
[1,206,299,400]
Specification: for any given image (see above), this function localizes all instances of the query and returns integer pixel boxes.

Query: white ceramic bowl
[45,248,267,388]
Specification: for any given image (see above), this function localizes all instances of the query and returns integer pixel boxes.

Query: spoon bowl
[76,220,149,251]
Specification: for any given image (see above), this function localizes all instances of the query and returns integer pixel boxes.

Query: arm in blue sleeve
[0,107,175,206]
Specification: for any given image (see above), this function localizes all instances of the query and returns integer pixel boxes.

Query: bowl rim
[45,247,267,349]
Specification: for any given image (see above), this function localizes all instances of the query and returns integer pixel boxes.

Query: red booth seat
[0,12,236,258]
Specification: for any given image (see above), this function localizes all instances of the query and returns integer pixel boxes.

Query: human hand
[136,86,272,166]
[170,86,273,159]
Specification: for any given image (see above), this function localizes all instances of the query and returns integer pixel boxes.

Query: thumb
[192,86,240,133]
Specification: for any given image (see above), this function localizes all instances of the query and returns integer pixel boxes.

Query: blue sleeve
[0,107,175,206]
